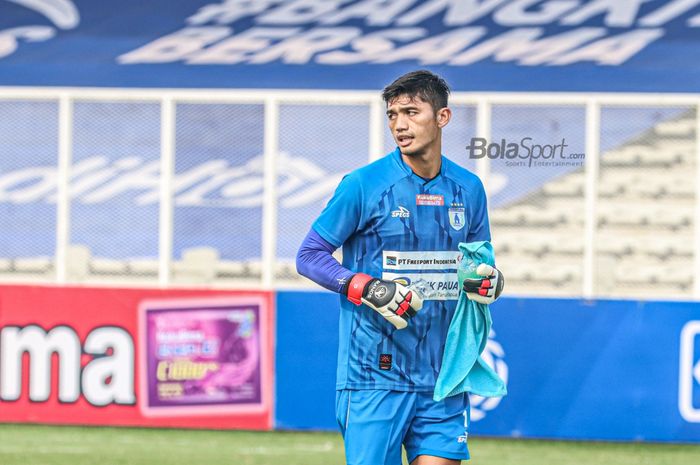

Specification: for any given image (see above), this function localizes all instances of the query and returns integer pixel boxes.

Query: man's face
[386,94,441,157]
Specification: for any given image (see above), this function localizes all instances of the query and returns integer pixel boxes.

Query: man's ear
[436,107,451,128]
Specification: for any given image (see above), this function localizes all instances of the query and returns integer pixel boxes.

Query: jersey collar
[391,147,446,187]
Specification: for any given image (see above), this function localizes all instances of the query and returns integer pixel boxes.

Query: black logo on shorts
[379,354,392,370]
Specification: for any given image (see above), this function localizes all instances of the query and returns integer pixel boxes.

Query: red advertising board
[0,285,274,430]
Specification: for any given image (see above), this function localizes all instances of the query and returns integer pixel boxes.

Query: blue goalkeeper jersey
[312,148,490,391]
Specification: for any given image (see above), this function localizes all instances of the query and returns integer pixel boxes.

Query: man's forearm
[296,228,355,294]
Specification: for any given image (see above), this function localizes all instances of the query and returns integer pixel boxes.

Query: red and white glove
[346,273,423,329]
[462,264,505,305]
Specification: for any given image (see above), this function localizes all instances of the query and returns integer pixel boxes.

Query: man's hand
[346,273,423,329]
[462,263,504,305]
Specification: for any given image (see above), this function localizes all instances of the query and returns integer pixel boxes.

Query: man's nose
[395,113,409,131]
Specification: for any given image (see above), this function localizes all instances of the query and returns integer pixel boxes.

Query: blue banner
[3,1,700,91]
[275,291,340,430]
[275,292,700,442]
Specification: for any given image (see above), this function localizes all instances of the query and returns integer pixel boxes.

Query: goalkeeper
[296,70,504,465]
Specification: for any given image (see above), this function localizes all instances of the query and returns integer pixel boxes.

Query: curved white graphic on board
[7,0,80,29]
[470,330,508,422]
[0,152,344,209]
[1,0,79,59]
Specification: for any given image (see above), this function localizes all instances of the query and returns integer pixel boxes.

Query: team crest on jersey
[448,207,465,230]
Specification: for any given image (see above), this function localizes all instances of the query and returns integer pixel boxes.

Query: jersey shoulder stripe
[442,156,485,194]
[349,150,410,196]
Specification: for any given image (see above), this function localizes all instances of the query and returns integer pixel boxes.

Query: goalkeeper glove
[345,273,423,330]
[462,263,504,305]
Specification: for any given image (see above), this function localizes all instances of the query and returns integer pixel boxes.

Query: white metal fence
[0,87,698,300]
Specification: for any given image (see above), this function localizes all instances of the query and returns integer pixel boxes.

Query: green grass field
[1,424,699,465]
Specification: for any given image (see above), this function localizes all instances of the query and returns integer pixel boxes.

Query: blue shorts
[335,389,470,465]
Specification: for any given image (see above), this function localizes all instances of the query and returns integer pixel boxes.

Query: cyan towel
[433,241,507,402]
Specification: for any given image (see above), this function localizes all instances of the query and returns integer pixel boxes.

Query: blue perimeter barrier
[276,292,700,442]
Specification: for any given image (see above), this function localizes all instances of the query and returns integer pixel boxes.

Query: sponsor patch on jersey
[382,272,459,300]
[448,207,466,231]
[383,251,459,271]
[416,194,444,206]
[379,354,392,370]
[391,206,410,218]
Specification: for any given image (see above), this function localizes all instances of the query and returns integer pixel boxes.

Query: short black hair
[382,70,450,114]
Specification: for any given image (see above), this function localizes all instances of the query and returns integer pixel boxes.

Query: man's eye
[408,111,417,116]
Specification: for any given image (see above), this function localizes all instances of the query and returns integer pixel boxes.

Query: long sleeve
[296,228,355,294]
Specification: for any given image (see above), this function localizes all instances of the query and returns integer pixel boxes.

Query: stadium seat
[643,145,689,166]
[661,175,695,198]
[0,258,12,272]
[495,228,585,257]
[542,177,583,197]
[536,263,581,286]
[597,179,626,198]
[217,260,247,277]
[492,231,530,255]
[494,260,532,283]
[556,207,585,226]
[627,178,665,198]
[548,235,584,255]
[66,244,90,281]
[14,256,52,274]
[649,176,692,199]
[491,205,568,227]
[647,206,692,230]
[641,149,685,167]
[275,260,298,279]
[502,233,583,258]
[613,263,656,285]
[245,261,263,278]
[497,254,581,288]
[655,138,696,153]
[90,257,128,275]
[602,144,685,169]
[596,235,635,257]
[651,263,694,288]
[614,260,693,290]
[654,118,695,137]
[598,205,647,228]
[636,235,693,259]
[517,235,549,257]
[172,247,219,283]
[521,206,566,227]
[127,258,159,276]
[490,209,524,227]
[600,148,642,167]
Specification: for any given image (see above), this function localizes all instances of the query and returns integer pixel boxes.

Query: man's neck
[401,148,442,180]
